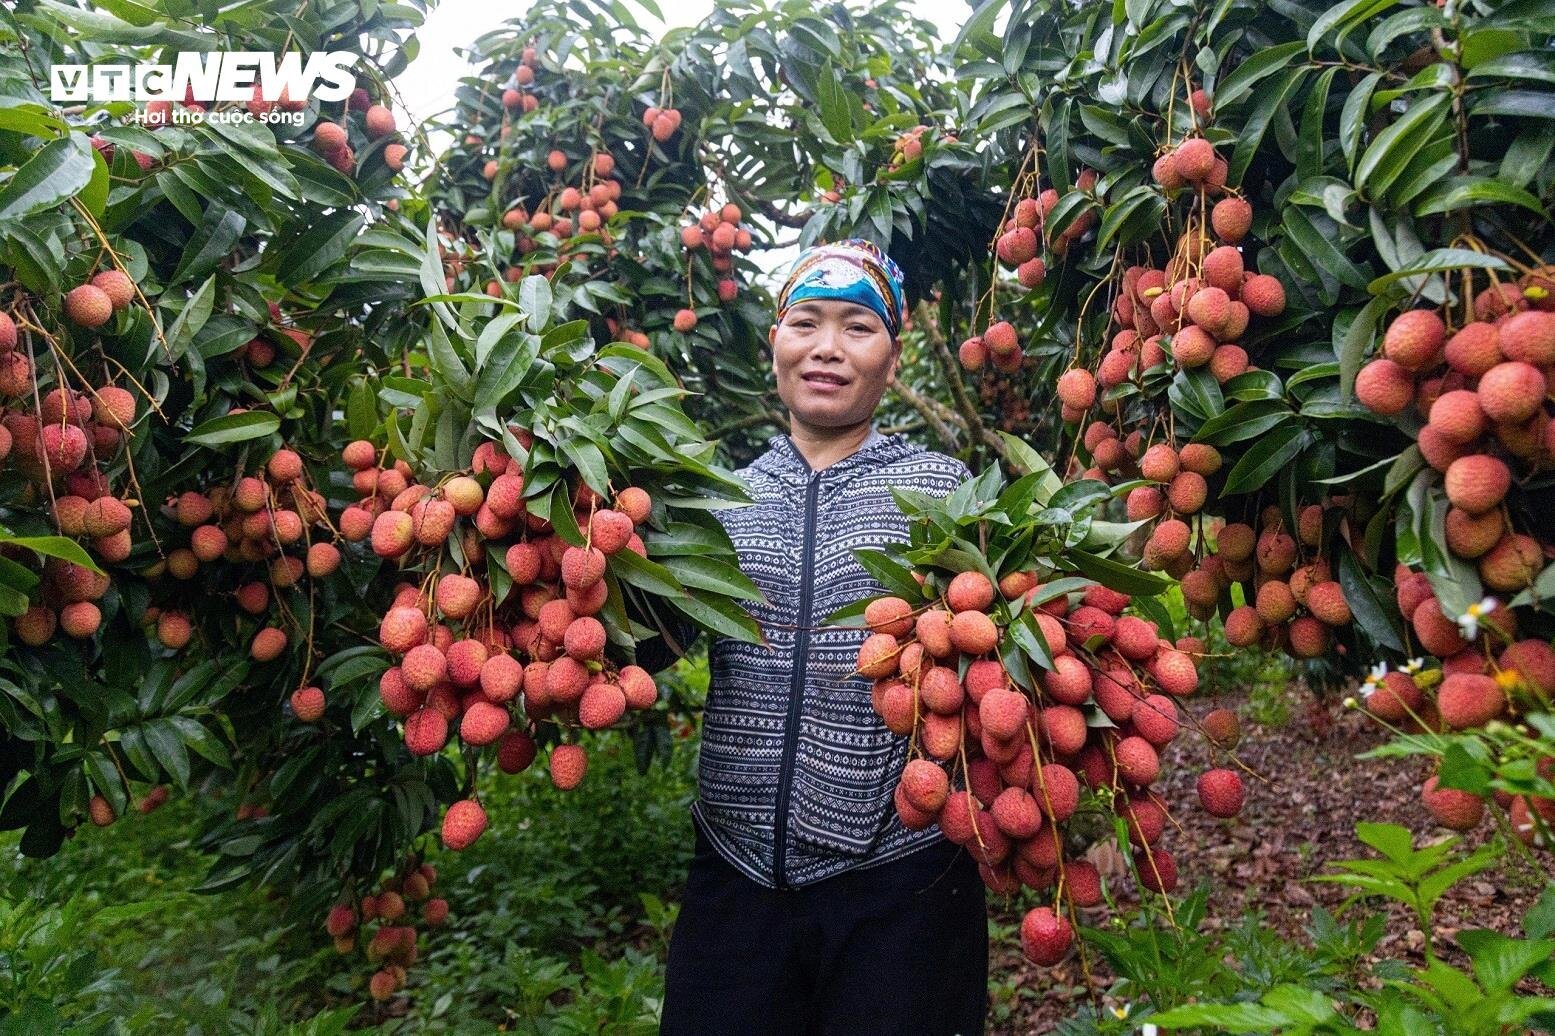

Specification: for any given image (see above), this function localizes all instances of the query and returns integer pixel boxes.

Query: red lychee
[1197,768,1244,817]
[441,798,487,850]
[550,743,588,789]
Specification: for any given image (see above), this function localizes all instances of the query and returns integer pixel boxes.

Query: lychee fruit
[1019,906,1073,966]
[1202,707,1241,747]
[1241,274,1285,317]
[441,798,487,850]
[1499,309,1555,365]
[949,610,999,655]
[401,644,448,692]
[497,730,537,774]
[580,681,627,729]
[1443,454,1511,515]
[1478,361,1546,423]
[1114,736,1160,786]
[560,545,606,589]
[1211,197,1251,243]
[250,627,287,661]
[550,743,588,789]
[1383,309,1446,370]
[1437,672,1506,729]
[1197,768,1244,817]
[371,510,414,558]
[1422,774,1484,830]
[64,284,114,328]
[460,700,511,745]
[290,685,325,722]
[1355,358,1414,415]
[1172,137,1214,181]
[1445,322,1502,376]
[404,707,449,755]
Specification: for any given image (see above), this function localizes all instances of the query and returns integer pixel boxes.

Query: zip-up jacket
[643,430,971,889]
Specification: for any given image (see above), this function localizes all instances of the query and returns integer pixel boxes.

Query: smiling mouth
[801,372,849,386]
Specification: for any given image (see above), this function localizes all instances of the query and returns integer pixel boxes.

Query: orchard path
[987,685,1553,1034]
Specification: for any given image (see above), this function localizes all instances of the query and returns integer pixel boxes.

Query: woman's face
[770,299,900,431]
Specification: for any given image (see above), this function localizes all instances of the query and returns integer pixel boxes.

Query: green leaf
[519,275,552,332]
[669,590,763,645]
[426,319,474,400]
[608,547,684,597]
[1191,399,1294,447]
[1297,67,1338,181]
[165,274,215,361]
[1062,549,1170,597]
[1229,67,1305,186]
[1413,177,1548,218]
[1366,247,1511,295]
[815,59,856,142]
[1008,609,1053,672]
[1355,93,1450,198]
[1214,41,1304,107]
[1340,72,1382,174]
[142,720,191,790]
[852,548,927,601]
[77,142,110,219]
[1308,0,1400,54]
[1340,296,1391,397]
[997,433,1063,498]
[0,534,104,576]
[185,411,280,447]
[0,132,95,221]
[1095,186,1166,250]
[658,555,764,603]
[1281,205,1370,291]
[277,210,364,287]
[1220,419,1305,495]
[1338,547,1403,651]
[1150,1002,1293,1031]
[169,204,245,286]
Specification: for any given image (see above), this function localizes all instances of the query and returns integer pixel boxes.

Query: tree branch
[913,300,1008,464]
[709,407,786,440]
[697,145,815,229]
[888,374,962,451]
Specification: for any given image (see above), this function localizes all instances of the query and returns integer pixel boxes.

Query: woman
[645,240,987,1035]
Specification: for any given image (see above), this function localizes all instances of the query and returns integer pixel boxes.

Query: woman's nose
[809,326,844,358]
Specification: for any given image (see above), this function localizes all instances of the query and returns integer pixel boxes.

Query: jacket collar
[753,426,918,483]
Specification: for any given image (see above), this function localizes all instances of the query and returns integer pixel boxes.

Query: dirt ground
[986,686,1552,1034]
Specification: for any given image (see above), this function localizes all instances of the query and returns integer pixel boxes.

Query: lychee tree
[950,0,1555,850]
[2,1,781,1002]
[424,0,1013,463]
[0,0,437,864]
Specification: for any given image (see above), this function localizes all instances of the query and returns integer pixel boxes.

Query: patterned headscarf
[775,238,907,339]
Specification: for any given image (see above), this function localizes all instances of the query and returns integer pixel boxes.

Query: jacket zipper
[773,468,822,890]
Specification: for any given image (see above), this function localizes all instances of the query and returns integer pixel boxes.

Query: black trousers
[661,824,988,1036]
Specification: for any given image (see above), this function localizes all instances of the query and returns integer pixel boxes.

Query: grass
[1,729,699,1032]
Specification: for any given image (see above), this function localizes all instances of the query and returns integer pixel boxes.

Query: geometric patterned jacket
[644,429,970,888]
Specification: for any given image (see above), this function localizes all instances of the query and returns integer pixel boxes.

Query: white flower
[1361,662,1388,698]
[1456,597,1497,639]
[1400,656,1425,675]
[1142,1025,1159,1036]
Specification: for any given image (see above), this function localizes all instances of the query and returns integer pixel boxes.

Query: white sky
[395,0,975,283]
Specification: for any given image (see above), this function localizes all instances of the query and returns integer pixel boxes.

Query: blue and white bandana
[775,239,907,338]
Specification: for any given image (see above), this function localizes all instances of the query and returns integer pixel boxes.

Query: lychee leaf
[0,131,94,221]
[0,533,104,576]
[183,410,279,448]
